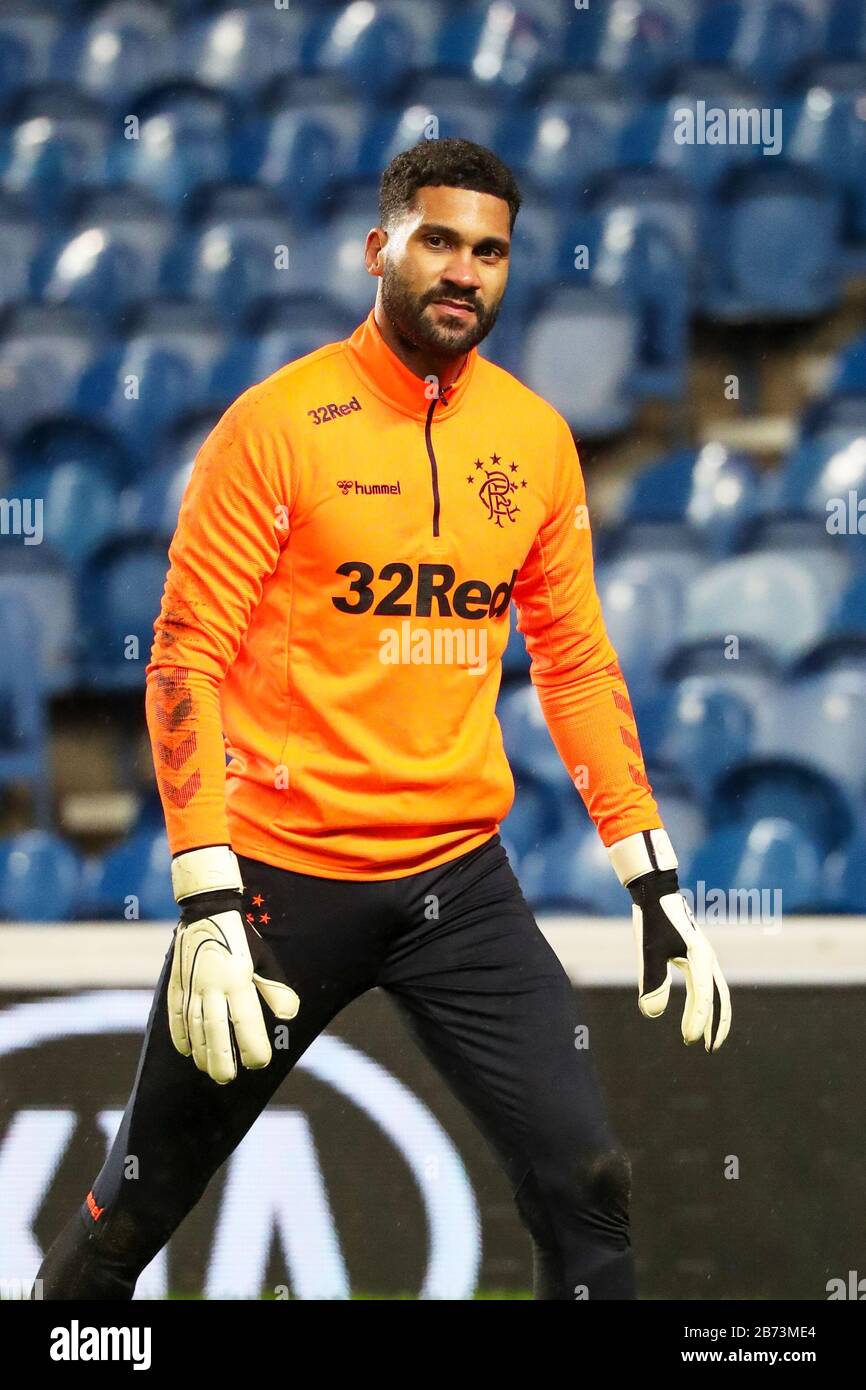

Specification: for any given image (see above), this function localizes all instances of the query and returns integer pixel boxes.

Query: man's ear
[365,227,387,277]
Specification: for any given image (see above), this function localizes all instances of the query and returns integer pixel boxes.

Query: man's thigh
[378,836,619,1187]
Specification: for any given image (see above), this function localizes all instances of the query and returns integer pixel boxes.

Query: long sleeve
[145,388,291,856]
[511,412,663,846]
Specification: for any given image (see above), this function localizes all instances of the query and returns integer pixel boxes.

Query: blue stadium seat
[520,824,630,916]
[166,213,310,321]
[679,552,845,663]
[521,285,639,436]
[77,306,227,466]
[262,81,369,185]
[0,588,51,828]
[319,209,383,318]
[0,831,81,922]
[618,444,759,556]
[77,828,175,921]
[822,827,866,911]
[701,164,842,321]
[34,222,168,317]
[595,554,696,696]
[61,1,174,104]
[177,7,307,97]
[796,573,866,674]
[687,819,823,918]
[361,104,502,186]
[0,550,77,693]
[619,94,760,196]
[308,3,418,98]
[120,458,193,540]
[0,304,105,439]
[13,418,132,490]
[644,676,758,800]
[715,671,866,850]
[211,296,356,401]
[78,538,169,690]
[499,100,628,204]
[437,3,563,98]
[0,92,109,217]
[10,461,118,568]
[692,0,820,90]
[0,200,41,312]
[0,11,61,101]
[238,112,340,222]
[497,682,578,815]
[502,606,531,677]
[106,85,234,209]
[828,331,866,393]
[591,0,689,95]
[499,775,559,862]
[780,88,866,266]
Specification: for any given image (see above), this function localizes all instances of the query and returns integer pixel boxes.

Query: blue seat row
[4,813,866,921]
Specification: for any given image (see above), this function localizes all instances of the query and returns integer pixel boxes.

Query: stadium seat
[10,461,118,568]
[0,90,109,217]
[826,331,866,394]
[822,828,866,911]
[77,305,227,467]
[362,103,502,186]
[78,538,170,690]
[0,588,51,828]
[0,9,60,101]
[617,444,760,556]
[701,164,842,321]
[0,304,104,439]
[795,572,866,674]
[499,775,559,862]
[0,199,41,312]
[596,553,698,695]
[106,84,235,209]
[34,222,168,318]
[176,7,307,98]
[119,458,193,541]
[0,550,77,693]
[211,295,356,401]
[522,285,639,436]
[643,677,758,801]
[12,418,132,490]
[591,0,689,95]
[619,94,760,196]
[77,828,175,921]
[678,552,846,664]
[436,2,563,99]
[165,213,311,322]
[499,100,628,204]
[238,111,341,223]
[691,0,820,90]
[308,3,418,98]
[520,823,630,916]
[0,831,81,922]
[497,682,579,815]
[61,1,174,104]
[687,819,823,919]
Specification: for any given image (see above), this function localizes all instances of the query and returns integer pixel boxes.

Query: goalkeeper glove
[609,829,731,1052]
[168,845,300,1084]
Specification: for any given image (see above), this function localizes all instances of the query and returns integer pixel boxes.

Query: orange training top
[145,309,662,879]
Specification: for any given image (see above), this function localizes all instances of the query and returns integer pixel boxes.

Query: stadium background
[1,0,865,1299]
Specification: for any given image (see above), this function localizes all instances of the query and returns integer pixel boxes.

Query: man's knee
[514,1144,632,1244]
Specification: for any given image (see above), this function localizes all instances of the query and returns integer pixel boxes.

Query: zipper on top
[424,385,450,538]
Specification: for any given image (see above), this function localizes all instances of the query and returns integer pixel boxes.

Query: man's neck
[374,302,469,392]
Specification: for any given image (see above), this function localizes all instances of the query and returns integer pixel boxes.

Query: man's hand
[609,829,731,1052]
[168,846,300,1084]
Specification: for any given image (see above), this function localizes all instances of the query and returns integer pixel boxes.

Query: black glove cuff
[627,867,680,910]
[178,888,244,927]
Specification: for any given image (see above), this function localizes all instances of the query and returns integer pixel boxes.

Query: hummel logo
[308,395,362,425]
[338,480,402,495]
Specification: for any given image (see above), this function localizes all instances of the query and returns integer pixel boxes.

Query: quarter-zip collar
[345,308,478,421]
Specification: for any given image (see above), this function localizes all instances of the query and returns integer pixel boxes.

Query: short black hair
[378,137,522,235]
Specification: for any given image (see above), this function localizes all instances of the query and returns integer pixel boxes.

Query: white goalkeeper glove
[609,829,732,1052]
[168,845,300,1084]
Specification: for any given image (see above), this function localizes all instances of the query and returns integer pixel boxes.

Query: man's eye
[426,235,446,248]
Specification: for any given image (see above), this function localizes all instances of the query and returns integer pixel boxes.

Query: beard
[380,261,501,357]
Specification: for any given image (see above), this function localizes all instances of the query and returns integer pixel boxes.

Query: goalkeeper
[37,139,730,1301]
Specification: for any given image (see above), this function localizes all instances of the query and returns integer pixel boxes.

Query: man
[37,138,730,1301]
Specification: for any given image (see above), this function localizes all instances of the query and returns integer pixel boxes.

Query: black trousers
[37,834,635,1300]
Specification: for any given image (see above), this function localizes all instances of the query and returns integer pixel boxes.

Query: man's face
[370,184,511,356]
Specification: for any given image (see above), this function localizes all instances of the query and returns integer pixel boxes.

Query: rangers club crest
[467,453,526,526]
